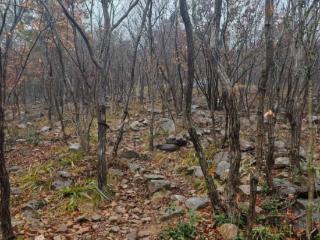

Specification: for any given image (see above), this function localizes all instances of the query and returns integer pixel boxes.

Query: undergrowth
[158,211,198,240]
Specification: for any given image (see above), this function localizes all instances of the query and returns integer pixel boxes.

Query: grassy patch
[58,181,110,211]
[20,161,55,190]
[214,213,245,228]
[158,211,198,240]
[60,151,84,167]
[251,226,285,240]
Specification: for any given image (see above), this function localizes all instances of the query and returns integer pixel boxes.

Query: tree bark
[180,0,226,213]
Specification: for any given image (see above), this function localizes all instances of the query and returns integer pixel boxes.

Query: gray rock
[273,178,299,197]
[111,226,120,233]
[57,170,71,178]
[91,214,102,222]
[130,121,145,131]
[300,146,306,159]
[185,197,210,210]
[8,166,22,173]
[126,230,138,240]
[213,151,230,165]
[171,195,186,202]
[274,157,290,168]
[159,118,175,134]
[274,140,286,150]
[109,168,124,177]
[148,180,172,194]
[52,179,72,190]
[187,166,204,178]
[17,123,27,129]
[22,199,46,211]
[11,187,21,196]
[40,126,51,132]
[240,139,254,152]
[156,144,179,152]
[239,184,261,196]
[160,207,184,221]
[216,161,230,179]
[128,163,144,172]
[120,150,140,159]
[69,143,81,151]
[144,174,166,180]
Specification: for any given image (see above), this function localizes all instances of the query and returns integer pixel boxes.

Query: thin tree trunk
[180,0,226,213]
[246,174,258,240]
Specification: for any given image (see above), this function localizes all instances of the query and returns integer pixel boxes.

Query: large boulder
[159,118,175,134]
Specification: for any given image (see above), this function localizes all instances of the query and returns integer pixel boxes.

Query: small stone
[57,170,71,178]
[75,215,89,223]
[52,179,72,190]
[187,166,204,178]
[240,139,254,152]
[69,143,81,151]
[171,195,186,203]
[138,230,151,238]
[130,121,145,131]
[126,230,138,240]
[160,207,184,221]
[159,118,175,134]
[56,224,68,233]
[274,157,290,168]
[156,144,179,152]
[35,235,45,240]
[239,184,262,196]
[91,214,102,222]
[185,197,210,210]
[109,215,121,223]
[109,168,124,177]
[22,199,46,211]
[144,174,166,180]
[111,226,120,233]
[116,206,126,214]
[218,223,239,240]
[148,180,172,194]
[213,151,231,164]
[141,217,151,222]
[120,150,140,159]
[216,161,230,179]
[40,126,51,132]
[17,123,27,129]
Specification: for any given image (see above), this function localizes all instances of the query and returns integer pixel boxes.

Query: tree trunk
[97,105,107,191]
[227,93,241,219]
[180,0,226,213]
[0,106,13,239]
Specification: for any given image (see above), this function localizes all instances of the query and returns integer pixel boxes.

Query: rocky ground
[5,102,320,239]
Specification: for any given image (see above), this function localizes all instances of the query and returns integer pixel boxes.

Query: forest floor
[5,99,320,240]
